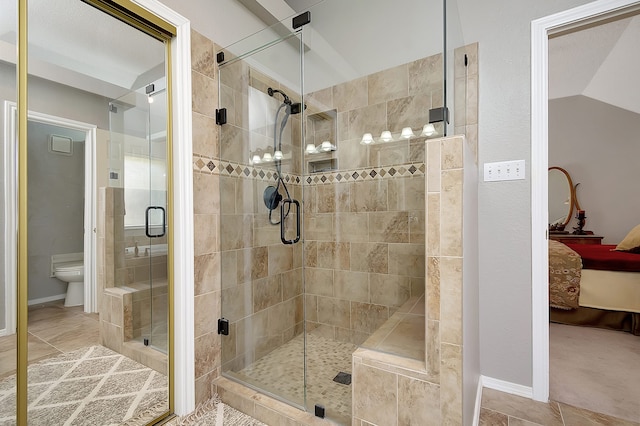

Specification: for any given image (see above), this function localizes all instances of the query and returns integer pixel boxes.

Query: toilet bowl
[53,260,84,307]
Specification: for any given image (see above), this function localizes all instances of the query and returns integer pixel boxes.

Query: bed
[549,240,640,335]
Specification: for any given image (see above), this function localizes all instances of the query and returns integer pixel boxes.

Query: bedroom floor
[549,323,640,423]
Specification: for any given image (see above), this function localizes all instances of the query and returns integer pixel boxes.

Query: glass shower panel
[446,0,470,139]
[108,77,168,352]
[218,33,305,409]
[147,83,168,352]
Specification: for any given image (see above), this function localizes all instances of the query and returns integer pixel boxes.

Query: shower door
[218,33,306,409]
[108,78,168,352]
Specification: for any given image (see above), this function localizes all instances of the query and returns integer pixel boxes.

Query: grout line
[507,414,546,426]
[557,402,566,426]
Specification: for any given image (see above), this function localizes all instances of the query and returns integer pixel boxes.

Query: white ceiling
[0,0,165,99]
[9,0,637,111]
[549,15,640,115]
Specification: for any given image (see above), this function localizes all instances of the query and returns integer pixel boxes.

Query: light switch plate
[484,160,525,182]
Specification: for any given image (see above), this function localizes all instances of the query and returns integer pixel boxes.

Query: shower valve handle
[280,199,300,245]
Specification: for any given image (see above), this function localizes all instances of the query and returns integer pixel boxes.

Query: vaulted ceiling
[549,15,640,115]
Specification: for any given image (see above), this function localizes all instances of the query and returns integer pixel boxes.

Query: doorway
[3,104,97,334]
[531,0,640,410]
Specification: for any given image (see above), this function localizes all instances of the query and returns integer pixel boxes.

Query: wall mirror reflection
[548,166,575,232]
[1,0,172,423]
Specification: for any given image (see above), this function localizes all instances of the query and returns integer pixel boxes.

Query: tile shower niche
[305,109,337,173]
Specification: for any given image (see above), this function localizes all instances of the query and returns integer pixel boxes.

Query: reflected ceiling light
[262,152,273,162]
[274,150,283,160]
[361,133,374,145]
[380,130,393,142]
[421,123,436,136]
[147,96,154,104]
[306,143,317,154]
[401,127,415,139]
[252,154,262,164]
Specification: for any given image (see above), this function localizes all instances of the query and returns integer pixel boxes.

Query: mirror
[548,166,575,231]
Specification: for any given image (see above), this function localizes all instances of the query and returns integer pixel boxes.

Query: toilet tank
[50,252,83,277]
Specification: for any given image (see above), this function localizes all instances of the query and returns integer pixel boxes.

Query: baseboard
[481,375,533,399]
[28,294,66,306]
[472,376,484,426]
[0,327,8,337]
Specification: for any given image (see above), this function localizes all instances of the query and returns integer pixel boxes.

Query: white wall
[455,0,593,387]
[27,121,85,302]
[549,95,640,244]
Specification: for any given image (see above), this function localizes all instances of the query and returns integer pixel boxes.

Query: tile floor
[480,387,640,426]
[0,300,100,379]
[9,302,635,425]
[227,332,357,425]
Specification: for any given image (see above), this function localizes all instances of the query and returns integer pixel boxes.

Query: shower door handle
[280,199,300,244]
[145,206,166,238]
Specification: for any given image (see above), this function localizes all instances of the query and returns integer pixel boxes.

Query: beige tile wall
[190,29,223,405]
[301,53,445,347]
[350,43,479,426]
[352,135,466,426]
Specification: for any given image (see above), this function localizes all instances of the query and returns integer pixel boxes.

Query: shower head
[267,87,292,105]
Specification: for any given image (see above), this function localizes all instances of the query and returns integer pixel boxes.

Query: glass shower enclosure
[217,0,461,423]
[108,77,168,352]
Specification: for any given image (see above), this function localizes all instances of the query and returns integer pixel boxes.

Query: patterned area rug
[164,395,265,426]
[0,346,168,425]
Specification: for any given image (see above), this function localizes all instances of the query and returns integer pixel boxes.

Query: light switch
[484,160,525,181]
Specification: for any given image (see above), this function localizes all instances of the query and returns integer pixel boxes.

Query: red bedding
[565,244,640,273]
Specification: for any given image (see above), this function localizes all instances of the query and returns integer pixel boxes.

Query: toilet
[51,253,84,307]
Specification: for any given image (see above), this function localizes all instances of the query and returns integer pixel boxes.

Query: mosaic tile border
[193,154,425,186]
[193,156,299,184]
[304,163,425,185]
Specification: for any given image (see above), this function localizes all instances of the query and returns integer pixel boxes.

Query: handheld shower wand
[263,87,295,225]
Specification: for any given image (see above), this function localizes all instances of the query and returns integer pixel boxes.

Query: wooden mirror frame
[548,166,576,229]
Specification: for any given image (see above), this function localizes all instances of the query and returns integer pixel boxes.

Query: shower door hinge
[216,51,225,64]
[216,108,227,125]
[218,318,229,335]
[292,11,311,29]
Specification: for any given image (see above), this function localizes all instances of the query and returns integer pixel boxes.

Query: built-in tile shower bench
[97,187,168,375]
[352,136,479,425]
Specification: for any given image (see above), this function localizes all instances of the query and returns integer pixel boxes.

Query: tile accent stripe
[193,154,425,186]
